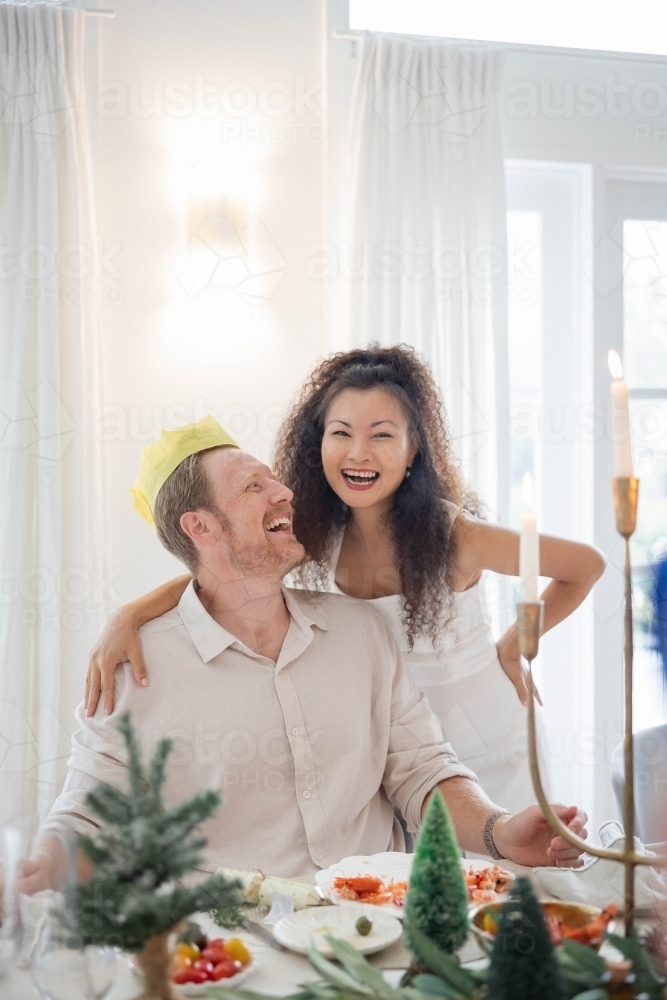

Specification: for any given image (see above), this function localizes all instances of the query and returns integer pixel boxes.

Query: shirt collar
[177,579,330,665]
[178,580,237,663]
[280,585,330,638]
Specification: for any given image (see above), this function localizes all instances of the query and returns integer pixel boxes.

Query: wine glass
[0,817,32,974]
[31,909,116,1000]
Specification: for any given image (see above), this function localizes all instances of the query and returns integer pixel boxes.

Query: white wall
[92,0,326,604]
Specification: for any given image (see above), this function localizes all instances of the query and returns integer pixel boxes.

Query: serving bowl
[469,899,613,951]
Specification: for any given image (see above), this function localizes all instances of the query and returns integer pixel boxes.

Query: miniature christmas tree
[487,876,566,1000]
[60,713,241,1000]
[404,789,469,957]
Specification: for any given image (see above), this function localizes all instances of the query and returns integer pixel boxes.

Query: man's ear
[179,510,218,547]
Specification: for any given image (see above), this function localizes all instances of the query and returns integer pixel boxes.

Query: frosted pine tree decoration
[404,789,469,956]
[487,876,566,1000]
[60,713,241,1000]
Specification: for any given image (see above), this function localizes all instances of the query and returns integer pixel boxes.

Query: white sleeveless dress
[327,511,539,814]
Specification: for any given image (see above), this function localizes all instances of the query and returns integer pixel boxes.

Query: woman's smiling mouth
[341,469,380,490]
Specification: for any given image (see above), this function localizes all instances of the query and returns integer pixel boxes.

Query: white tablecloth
[0,935,409,999]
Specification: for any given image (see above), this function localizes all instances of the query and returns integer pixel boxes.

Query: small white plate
[272,905,403,958]
[315,852,512,917]
[176,955,259,995]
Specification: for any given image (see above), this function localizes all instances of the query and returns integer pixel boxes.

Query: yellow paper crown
[130,415,239,526]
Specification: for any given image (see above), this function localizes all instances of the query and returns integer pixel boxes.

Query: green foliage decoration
[486,876,565,1000]
[207,923,657,1000]
[605,931,667,1000]
[403,790,469,957]
[60,712,241,952]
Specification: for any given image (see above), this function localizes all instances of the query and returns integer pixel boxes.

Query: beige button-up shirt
[41,582,476,877]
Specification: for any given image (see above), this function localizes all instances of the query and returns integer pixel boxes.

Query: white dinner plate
[315,852,412,917]
[315,852,513,917]
[272,905,403,957]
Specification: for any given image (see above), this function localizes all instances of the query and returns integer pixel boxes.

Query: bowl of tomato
[171,932,257,994]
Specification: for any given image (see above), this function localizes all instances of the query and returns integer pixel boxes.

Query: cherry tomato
[201,947,226,964]
[190,969,208,984]
[223,938,252,965]
[172,954,193,969]
[175,942,200,963]
[211,959,241,980]
[193,958,214,973]
[172,968,196,984]
[208,937,226,948]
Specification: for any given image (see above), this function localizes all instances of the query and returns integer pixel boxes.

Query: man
[20,417,587,892]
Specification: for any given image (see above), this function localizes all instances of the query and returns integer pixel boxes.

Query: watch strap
[483,809,510,861]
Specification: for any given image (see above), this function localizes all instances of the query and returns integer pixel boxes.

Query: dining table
[2,838,663,1000]
[0,912,488,999]
[0,929,478,999]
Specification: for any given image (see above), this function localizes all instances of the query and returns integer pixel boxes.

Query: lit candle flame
[522,472,534,511]
[608,349,624,381]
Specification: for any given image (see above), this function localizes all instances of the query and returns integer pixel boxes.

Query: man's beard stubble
[224,520,306,578]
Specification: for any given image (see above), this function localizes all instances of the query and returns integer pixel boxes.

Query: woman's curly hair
[273,344,479,646]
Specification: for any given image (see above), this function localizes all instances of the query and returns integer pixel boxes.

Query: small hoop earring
[405,467,412,479]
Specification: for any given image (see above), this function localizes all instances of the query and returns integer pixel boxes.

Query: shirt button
[315,852,323,861]
[291,727,299,736]
[302,790,311,799]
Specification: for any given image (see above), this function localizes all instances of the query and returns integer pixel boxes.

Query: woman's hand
[453,517,606,705]
[84,609,148,717]
[496,625,542,707]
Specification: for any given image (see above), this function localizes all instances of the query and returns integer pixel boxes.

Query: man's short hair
[153,450,220,571]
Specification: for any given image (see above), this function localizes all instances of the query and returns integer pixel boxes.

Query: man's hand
[15,837,67,895]
[17,857,55,895]
[493,804,588,868]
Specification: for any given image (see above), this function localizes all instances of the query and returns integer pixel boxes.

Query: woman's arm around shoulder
[450,513,606,591]
[84,574,191,717]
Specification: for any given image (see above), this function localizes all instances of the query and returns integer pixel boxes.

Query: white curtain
[345,34,509,518]
[0,4,106,825]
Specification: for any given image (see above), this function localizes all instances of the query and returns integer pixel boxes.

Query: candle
[520,472,539,603]
[608,350,634,478]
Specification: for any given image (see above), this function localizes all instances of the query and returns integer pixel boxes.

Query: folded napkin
[216,867,322,909]
[505,822,666,915]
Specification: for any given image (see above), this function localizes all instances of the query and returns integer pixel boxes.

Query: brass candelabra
[520,476,660,938]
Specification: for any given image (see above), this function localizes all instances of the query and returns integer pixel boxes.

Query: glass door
[606,178,667,732]
[506,161,595,813]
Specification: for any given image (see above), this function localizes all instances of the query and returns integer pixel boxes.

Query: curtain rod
[3,4,116,15]
[332,28,667,64]
[66,6,115,15]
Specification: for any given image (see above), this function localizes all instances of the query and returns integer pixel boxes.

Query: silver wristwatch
[483,809,510,860]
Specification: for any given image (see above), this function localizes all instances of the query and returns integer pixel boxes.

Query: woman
[85,345,605,813]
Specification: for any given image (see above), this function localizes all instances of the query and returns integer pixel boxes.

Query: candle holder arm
[525,670,658,867]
